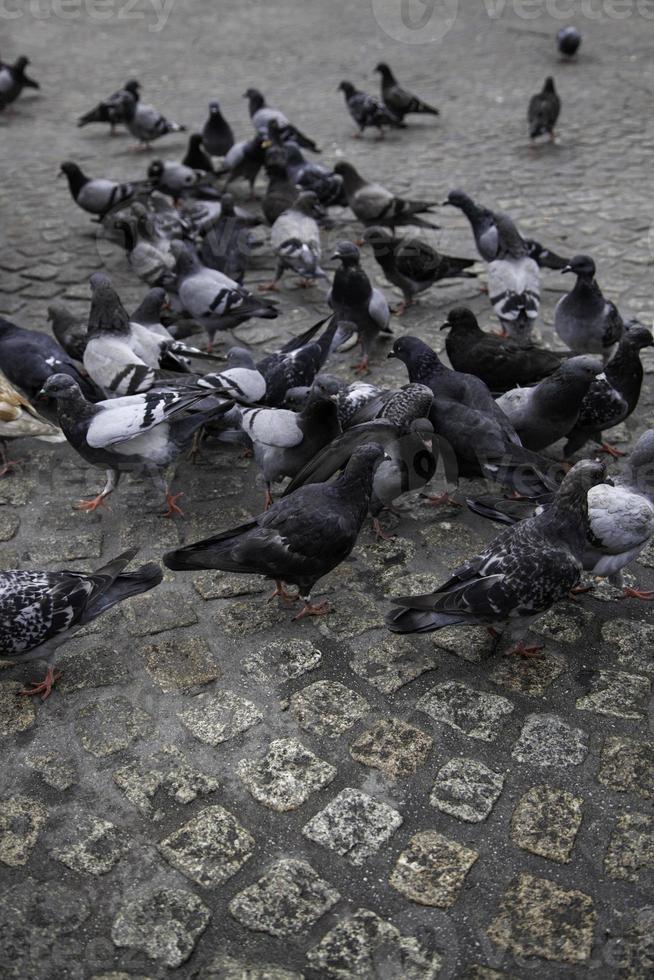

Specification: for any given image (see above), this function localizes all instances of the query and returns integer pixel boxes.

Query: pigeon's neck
[336,455,377,509]
[533,371,594,414]
[569,275,603,310]
[65,169,89,198]
[339,167,365,195]
[445,324,484,350]
[368,241,395,273]
[88,297,131,338]
[57,391,99,430]
[302,397,340,435]
[617,455,654,502]
[248,94,264,116]
[538,483,590,553]
[404,351,444,384]
[605,340,644,408]
[456,197,490,230]
[333,265,371,306]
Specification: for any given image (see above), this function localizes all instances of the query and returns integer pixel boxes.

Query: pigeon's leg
[623,586,654,601]
[568,584,593,599]
[376,128,385,141]
[163,489,185,518]
[352,131,362,139]
[420,490,461,507]
[75,469,118,512]
[352,345,370,376]
[0,440,23,478]
[503,640,544,658]
[263,484,274,511]
[110,123,117,136]
[372,517,395,541]
[267,580,299,606]
[598,442,627,459]
[391,301,408,316]
[259,279,280,293]
[189,428,205,462]
[293,595,330,620]
[19,653,61,701]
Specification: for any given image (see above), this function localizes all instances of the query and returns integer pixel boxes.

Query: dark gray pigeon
[216,135,266,196]
[528,76,561,141]
[0,56,39,111]
[496,355,601,451]
[557,26,581,57]
[328,241,391,375]
[1,549,162,699]
[201,100,234,156]
[77,79,139,134]
[387,459,607,654]
[334,161,438,229]
[164,442,384,618]
[200,192,262,284]
[47,304,87,362]
[374,63,439,121]
[123,97,186,149]
[284,141,345,206]
[555,255,624,358]
[338,80,402,138]
[244,87,320,152]
[0,316,101,402]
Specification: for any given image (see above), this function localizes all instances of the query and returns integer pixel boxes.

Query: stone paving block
[25,753,77,790]
[306,907,442,978]
[390,830,478,907]
[197,955,303,979]
[429,757,505,823]
[193,570,267,599]
[0,795,47,867]
[576,669,651,719]
[349,635,438,693]
[489,651,566,697]
[349,717,433,778]
[604,813,654,882]
[315,590,380,638]
[601,618,654,672]
[530,604,594,644]
[430,624,496,663]
[0,681,36,735]
[0,511,19,540]
[303,787,403,865]
[53,815,131,876]
[242,638,322,683]
[510,785,583,863]
[122,592,198,636]
[598,736,654,800]
[512,714,589,767]
[158,805,255,887]
[75,696,154,757]
[211,598,290,636]
[29,529,104,564]
[487,873,596,964]
[113,746,219,820]
[111,888,211,968]
[179,690,263,745]
[229,858,340,937]
[140,635,219,692]
[290,680,370,738]
[612,907,654,979]
[461,968,517,980]
[58,645,130,691]
[417,681,514,741]
[238,738,336,811]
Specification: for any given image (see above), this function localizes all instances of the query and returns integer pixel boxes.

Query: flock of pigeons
[3,23,652,703]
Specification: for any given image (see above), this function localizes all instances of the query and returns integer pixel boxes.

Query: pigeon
[123,96,185,149]
[555,255,624,358]
[77,79,140,134]
[0,316,102,402]
[374,63,439,121]
[488,212,540,342]
[244,87,320,152]
[200,193,262,284]
[217,135,266,196]
[164,442,384,618]
[261,150,299,225]
[386,459,607,652]
[0,56,39,110]
[147,159,200,200]
[362,226,477,314]
[443,190,568,270]
[440,307,563,392]
[563,322,654,457]
[528,76,561,141]
[337,80,402,138]
[557,26,582,57]
[283,141,345,206]
[201,100,234,157]
[328,241,391,375]
[0,548,163,699]
[257,316,339,406]
[171,241,278,350]
[182,133,215,173]
[113,214,177,288]
[263,191,328,290]
[389,335,561,498]
[496,355,601,451]
[40,374,228,515]
[59,161,137,219]
[334,161,438,229]
[0,369,65,475]
[284,384,436,538]
[239,376,342,507]
[47,304,87,362]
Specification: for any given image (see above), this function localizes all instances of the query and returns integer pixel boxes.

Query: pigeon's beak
[441,199,451,206]
[560,265,573,274]
[261,139,272,149]
[386,351,397,359]
[330,250,341,260]
[36,388,48,400]
[438,322,449,331]
[57,171,64,179]
[604,477,615,487]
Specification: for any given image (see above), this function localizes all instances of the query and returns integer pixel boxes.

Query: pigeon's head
[559,355,603,383]
[543,76,556,93]
[243,87,264,110]
[374,63,394,80]
[345,442,387,478]
[220,192,236,215]
[283,140,304,165]
[208,100,222,113]
[188,133,204,150]
[388,335,436,373]
[226,346,256,370]
[440,307,480,333]
[624,322,654,350]
[284,386,311,411]
[561,254,595,280]
[558,458,607,508]
[361,226,393,255]
[59,161,83,181]
[124,79,140,95]
[338,80,356,98]
[13,56,30,72]
[332,161,360,189]
[38,374,80,402]
[310,375,341,403]
[625,430,654,497]
[443,188,472,209]
[331,241,360,266]
[295,190,323,218]
[147,159,165,181]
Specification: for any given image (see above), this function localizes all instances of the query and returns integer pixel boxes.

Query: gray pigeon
[0,56,39,111]
[528,77,561,141]
[387,459,607,655]
[338,80,402,138]
[488,213,540,343]
[374,63,439,121]
[264,191,328,290]
[554,255,624,358]
[47,304,87,362]
[0,549,162,699]
[328,241,391,375]
[59,161,136,219]
[123,97,186,149]
[496,355,602,451]
[147,159,200,200]
[77,79,139,134]
[244,87,320,152]
[334,161,438,229]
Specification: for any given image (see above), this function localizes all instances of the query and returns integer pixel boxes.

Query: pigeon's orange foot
[623,586,654,601]
[293,599,330,621]
[503,641,544,659]
[491,327,508,338]
[75,493,109,512]
[19,667,61,701]
[372,517,395,542]
[0,458,24,478]
[292,279,314,289]
[267,581,299,607]
[420,491,461,508]
[352,357,370,376]
[391,302,408,316]
[599,442,627,459]
[258,281,279,292]
[504,491,526,501]
[163,491,185,518]
[568,585,593,600]
[352,132,362,139]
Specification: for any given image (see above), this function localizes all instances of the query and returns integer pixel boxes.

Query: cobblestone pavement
[1,2,654,978]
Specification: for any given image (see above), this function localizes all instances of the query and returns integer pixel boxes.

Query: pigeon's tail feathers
[466,494,545,526]
[412,98,439,116]
[78,549,163,622]
[77,106,107,127]
[163,521,258,571]
[385,607,465,633]
[481,447,562,497]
